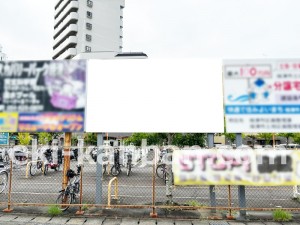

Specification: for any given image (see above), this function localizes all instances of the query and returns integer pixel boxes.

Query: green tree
[84,133,97,145]
[223,117,236,145]
[293,133,300,145]
[38,132,53,145]
[172,133,206,147]
[71,136,78,146]
[224,133,236,145]
[124,133,205,147]
[124,133,149,146]
[17,133,31,145]
[257,133,273,145]
[245,134,258,147]
[278,133,295,146]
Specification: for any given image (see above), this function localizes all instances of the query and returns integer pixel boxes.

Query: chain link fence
[0,144,299,217]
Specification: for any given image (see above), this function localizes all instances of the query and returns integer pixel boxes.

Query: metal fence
[0,144,300,218]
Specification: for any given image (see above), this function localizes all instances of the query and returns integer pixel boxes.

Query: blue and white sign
[0,132,9,145]
[224,59,300,132]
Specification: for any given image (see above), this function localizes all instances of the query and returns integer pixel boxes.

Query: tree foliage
[84,133,97,145]
[293,133,300,144]
[257,133,273,145]
[17,133,31,145]
[278,133,295,146]
[38,132,53,145]
[124,133,205,147]
[172,133,206,147]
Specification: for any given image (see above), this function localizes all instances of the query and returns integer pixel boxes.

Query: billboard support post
[95,133,104,204]
[236,133,247,220]
[208,133,216,213]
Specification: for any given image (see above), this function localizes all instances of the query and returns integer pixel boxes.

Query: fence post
[236,133,246,220]
[3,160,13,212]
[62,132,71,206]
[76,138,84,215]
[95,133,104,204]
[207,133,216,213]
[150,147,157,218]
[165,148,173,205]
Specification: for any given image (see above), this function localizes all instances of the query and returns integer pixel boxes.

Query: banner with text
[224,59,300,132]
[173,149,300,186]
[0,60,86,132]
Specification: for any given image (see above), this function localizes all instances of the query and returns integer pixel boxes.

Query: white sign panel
[86,59,224,133]
[224,59,300,133]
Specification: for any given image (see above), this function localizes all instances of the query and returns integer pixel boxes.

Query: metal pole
[207,133,216,213]
[3,160,13,212]
[150,148,157,218]
[76,166,84,215]
[273,133,275,149]
[227,185,233,219]
[236,133,246,220]
[62,133,71,203]
[76,138,84,215]
[95,133,104,204]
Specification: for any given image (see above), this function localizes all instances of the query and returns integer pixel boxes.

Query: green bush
[273,209,292,222]
[47,205,62,217]
[185,200,205,207]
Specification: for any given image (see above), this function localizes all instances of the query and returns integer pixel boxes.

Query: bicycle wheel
[43,164,48,175]
[156,164,166,179]
[126,164,131,176]
[37,161,43,170]
[54,164,61,171]
[110,165,120,176]
[56,190,72,211]
[29,163,37,176]
[0,171,8,194]
[102,164,106,175]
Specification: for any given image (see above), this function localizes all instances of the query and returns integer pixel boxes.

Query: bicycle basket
[66,169,76,178]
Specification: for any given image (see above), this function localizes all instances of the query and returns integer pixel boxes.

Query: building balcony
[55,0,64,10]
[54,12,78,39]
[55,0,71,19]
[54,1,79,29]
[54,48,77,60]
[53,24,78,49]
[53,36,77,59]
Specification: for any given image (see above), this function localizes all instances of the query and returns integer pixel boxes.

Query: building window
[86,34,92,42]
[86,23,92,30]
[87,0,93,7]
[85,46,91,52]
[87,11,92,18]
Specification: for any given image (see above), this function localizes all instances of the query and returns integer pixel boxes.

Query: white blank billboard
[86,59,224,132]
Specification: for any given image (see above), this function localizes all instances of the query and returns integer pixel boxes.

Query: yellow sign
[0,112,18,132]
[173,149,300,186]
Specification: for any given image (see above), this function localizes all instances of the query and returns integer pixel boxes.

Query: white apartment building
[53,0,125,59]
[0,45,7,61]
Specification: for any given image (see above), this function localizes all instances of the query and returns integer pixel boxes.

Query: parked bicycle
[43,148,62,175]
[29,158,43,176]
[0,159,9,194]
[124,149,132,176]
[56,165,81,211]
[110,148,121,176]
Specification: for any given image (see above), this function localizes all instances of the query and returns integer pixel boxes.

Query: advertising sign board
[224,59,300,132]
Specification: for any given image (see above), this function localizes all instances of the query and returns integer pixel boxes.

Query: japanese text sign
[0,60,86,132]
[173,149,300,186]
[224,59,300,132]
